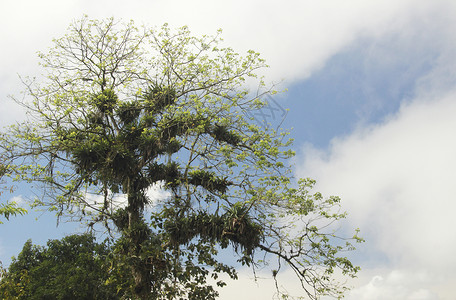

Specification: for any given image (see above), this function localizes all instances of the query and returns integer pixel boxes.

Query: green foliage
[0,159,27,223]
[0,17,363,299]
[0,201,26,224]
[0,234,121,299]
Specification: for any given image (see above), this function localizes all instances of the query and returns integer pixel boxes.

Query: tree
[0,17,363,299]
[0,234,121,299]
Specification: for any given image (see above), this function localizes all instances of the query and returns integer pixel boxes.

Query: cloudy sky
[1,0,456,299]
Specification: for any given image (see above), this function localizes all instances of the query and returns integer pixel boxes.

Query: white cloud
[7,195,26,208]
[146,181,171,204]
[216,267,309,300]
[296,88,456,297]
[126,0,453,85]
[2,0,455,124]
[81,182,170,213]
[340,267,456,300]
[83,191,127,212]
[345,269,440,300]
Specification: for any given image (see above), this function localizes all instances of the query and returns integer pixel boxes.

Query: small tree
[0,234,121,299]
[0,17,363,299]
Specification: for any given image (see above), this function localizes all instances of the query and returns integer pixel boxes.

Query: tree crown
[0,17,363,299]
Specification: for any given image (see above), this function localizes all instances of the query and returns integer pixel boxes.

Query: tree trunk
[126,191,152,299]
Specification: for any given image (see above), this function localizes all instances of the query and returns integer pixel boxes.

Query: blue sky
[1,1,456,299]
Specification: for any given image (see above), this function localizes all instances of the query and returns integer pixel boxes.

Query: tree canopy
[0,17,363,299]
[0,234,121,299]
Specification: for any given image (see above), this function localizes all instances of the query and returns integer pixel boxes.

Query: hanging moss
[188,169,232,194]
[147,162,181,187]
[92,89,118,114]
[165,207,262,258]
[144,85,177,113]
[211,125,241,146]
[117,101,142,125]
[221,204,262,256]
[73,139,110,174]
[87,112,104,126]
[112,207,129,230]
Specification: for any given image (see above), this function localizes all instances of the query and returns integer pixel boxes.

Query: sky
[1,0,456,299]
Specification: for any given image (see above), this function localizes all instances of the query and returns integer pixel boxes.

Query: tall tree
[0,17,363,299]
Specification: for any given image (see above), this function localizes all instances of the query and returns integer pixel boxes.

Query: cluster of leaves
[0,201,26,224]
[0,160,26,224]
